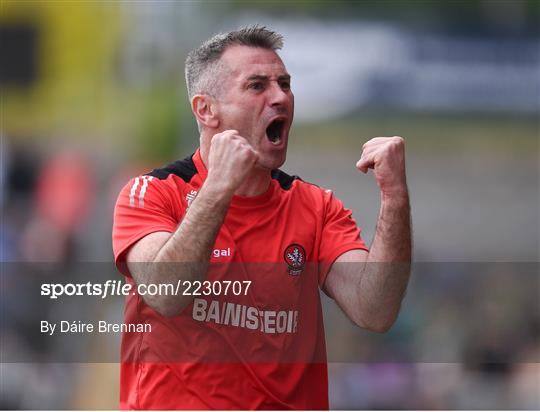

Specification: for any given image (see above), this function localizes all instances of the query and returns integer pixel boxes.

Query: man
[113,26,411,410]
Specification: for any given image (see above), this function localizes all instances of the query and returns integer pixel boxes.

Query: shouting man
[113,25,411,410]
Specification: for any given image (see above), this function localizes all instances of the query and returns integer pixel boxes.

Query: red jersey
[112,149,367,410]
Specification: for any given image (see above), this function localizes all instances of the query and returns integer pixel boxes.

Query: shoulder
[130,153,200,191]
[271,168,334,209]
[117,154,200,209]
[146,154,198,183]
[270,169,301,190]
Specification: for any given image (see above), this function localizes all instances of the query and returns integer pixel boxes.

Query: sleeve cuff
[318,242,369,289]
[114,226,176,277]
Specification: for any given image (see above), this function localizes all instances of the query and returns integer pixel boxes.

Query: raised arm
[324,136,411,332]
[126,131,257,316]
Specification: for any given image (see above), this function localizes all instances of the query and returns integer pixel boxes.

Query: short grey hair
[185,25,284,100]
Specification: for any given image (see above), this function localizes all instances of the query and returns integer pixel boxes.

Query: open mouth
[266,119,285,145]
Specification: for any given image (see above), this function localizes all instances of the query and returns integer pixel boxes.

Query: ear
[191,94,219,129]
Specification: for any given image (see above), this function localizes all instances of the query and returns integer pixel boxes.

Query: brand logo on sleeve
[284,244,306,276]
[129,176,154,208]
[186,190,198,208]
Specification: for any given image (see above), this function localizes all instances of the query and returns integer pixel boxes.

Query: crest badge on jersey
[284,244,306,276]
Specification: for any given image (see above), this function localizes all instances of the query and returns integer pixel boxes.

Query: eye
[280,81,291,91]
[248,82,264,91]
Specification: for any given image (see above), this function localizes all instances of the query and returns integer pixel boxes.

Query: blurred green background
[1,0,538,409]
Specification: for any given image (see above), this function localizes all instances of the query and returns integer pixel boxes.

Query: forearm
[369,191,411,262]
[140,179,233,315]
[129,131,259,316]
[359,191,411,331]
[155,180,232,264]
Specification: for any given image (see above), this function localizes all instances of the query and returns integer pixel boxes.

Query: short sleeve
[112,176,180,276]
[318,191,368,286]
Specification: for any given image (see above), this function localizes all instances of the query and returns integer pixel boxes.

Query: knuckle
[215,133,228,142]
[219,130,236,140]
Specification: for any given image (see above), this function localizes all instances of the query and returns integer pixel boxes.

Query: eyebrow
[246,74,291,82]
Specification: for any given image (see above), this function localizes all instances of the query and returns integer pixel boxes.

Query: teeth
[270,137,281,145]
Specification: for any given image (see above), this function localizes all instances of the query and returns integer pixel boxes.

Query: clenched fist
[207,130,259,194]
[356,136,408,197]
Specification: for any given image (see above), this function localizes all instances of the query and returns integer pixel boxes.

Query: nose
[268,82,290,108]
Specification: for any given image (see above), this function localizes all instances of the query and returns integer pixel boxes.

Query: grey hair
[185,25,284,100]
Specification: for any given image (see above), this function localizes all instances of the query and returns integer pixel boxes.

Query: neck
[199,138,271,197]
[235,169,271,197]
